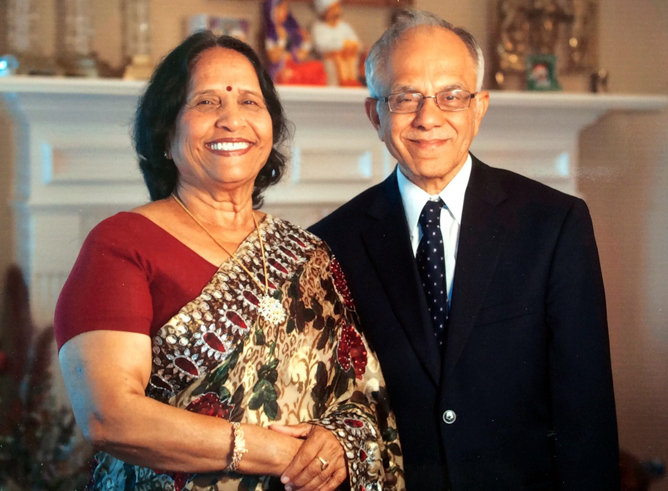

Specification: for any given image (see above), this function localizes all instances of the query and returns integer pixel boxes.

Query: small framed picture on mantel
[526,54,561,92]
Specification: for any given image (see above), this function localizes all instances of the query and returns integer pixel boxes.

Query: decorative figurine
[263,0,327,86]
[311,0,362,87]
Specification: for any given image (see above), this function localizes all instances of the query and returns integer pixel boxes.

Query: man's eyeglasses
[378,90,477,113]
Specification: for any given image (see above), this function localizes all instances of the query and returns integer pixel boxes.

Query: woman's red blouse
[54,212,218,350]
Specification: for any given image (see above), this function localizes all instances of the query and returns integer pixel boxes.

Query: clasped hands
[270,423,347,491]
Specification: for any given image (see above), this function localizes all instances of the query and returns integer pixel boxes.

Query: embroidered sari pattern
[91,216,405,491]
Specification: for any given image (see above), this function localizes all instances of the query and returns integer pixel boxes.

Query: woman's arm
[59,330,302,475]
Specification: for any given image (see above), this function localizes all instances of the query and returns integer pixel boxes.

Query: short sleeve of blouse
[55,215,154,350]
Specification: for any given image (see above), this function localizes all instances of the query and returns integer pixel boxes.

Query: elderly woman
[55,32,403,491]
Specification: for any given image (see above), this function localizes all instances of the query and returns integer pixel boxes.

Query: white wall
[579,0,668,484]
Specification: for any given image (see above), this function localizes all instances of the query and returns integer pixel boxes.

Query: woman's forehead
[188,48,260,92]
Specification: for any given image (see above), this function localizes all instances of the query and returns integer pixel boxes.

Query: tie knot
[419,199,444,231]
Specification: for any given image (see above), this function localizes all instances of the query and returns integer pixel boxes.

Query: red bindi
[226,86,232,91]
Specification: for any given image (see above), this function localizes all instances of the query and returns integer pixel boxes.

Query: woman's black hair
[133,31,290,207]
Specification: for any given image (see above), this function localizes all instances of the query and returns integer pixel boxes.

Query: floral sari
[91,215,404,491]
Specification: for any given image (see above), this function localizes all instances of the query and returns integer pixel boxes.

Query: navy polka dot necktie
[416,198,449,350]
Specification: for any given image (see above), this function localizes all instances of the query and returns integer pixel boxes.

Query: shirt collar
[397,153,472,232]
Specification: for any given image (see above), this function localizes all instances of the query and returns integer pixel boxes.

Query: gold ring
[318,456,329,471]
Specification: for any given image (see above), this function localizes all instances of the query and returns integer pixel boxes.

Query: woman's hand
[270,423,347,491]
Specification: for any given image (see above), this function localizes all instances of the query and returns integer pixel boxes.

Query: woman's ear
[164,135,173,160]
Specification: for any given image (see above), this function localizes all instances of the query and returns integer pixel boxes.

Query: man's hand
[270,423,347,491]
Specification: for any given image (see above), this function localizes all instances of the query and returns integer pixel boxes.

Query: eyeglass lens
[388,90,473,113]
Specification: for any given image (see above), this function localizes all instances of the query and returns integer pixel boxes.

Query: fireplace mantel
[1,76,666,325]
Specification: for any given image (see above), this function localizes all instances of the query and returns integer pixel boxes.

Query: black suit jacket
[310,156,619,491]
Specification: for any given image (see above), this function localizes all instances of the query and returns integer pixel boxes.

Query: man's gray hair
[365,9,485,99]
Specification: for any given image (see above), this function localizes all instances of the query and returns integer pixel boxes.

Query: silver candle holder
[58,0,98,77]
[7,0,57,74]
[123,0,153,80]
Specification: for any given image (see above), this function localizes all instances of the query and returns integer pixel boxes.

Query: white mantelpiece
[0,76,666,326]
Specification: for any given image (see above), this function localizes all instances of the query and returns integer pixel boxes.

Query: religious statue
[496,0,531,74]
[311,0,362,87]
[495,0,599,90]
[263,0,327,86]
[526,0,573,54]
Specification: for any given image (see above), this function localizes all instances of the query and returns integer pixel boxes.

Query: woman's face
[169,47,273,196]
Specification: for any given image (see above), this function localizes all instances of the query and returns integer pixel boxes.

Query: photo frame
[526,54,561,91]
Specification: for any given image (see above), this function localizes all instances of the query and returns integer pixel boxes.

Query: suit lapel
[361,173,442,385]
[445,157,509,376]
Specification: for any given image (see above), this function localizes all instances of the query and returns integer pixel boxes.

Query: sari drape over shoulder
[92,216,404,491]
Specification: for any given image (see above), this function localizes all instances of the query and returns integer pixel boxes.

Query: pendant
[258,294,287,326]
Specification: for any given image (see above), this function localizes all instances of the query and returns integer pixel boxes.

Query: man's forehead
[392,25,467,55]
[380,29,477,92]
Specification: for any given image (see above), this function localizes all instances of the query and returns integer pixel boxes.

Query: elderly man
[310,9,619,491]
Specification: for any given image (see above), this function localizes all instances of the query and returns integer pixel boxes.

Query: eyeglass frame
[375,89,478,113]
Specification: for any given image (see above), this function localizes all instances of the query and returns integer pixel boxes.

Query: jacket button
[442,410,456,424]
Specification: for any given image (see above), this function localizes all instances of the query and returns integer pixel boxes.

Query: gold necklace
[171,193,287,326]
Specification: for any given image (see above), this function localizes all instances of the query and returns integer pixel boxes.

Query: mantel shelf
[1,75,666,326]
[1,75,666,111]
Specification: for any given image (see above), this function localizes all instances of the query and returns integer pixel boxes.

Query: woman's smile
[206,138,255,156]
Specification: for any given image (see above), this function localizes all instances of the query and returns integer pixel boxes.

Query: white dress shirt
[396,154,472,304]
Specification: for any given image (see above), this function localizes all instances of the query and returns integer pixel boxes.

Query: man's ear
[472,90,489,137]
[365,97,384,141]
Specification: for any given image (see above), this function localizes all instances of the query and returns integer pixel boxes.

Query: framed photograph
[526,54,561,91]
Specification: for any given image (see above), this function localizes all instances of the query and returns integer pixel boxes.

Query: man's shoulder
[309,179,387,238]
[311,160,586,239]
[475,159,582,208]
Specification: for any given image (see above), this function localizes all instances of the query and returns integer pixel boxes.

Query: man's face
[365,26,489,194]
